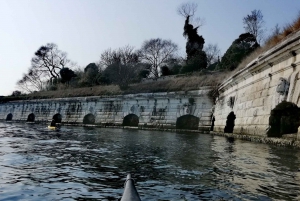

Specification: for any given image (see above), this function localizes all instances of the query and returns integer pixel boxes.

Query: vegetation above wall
[229,14,300,77]
[9,4,300,103]
[4,71,228,101]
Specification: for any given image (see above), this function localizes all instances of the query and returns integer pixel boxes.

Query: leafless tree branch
[177,2,197,18]
[243,9,265,44]
[140,38,178,78]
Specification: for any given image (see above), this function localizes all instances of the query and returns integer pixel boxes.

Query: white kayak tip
[120,174,141,201]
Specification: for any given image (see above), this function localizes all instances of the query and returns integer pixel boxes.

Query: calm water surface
[0,122,300,200]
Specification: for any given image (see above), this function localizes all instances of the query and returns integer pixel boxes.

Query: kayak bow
[121,174,141,201]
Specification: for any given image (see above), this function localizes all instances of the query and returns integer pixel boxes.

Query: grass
[5,71,228,101]
[126,71,228,94]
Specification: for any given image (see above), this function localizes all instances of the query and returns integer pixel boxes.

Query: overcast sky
[0,0,299,95]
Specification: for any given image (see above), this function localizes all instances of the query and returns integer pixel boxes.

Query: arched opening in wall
[53,113,62,123]
[83,113,95,124]
[224,112,236,133]
[27,113,35,122]
[6,113,13,121]
[176,115,199,130]
[267,101,300,137]
[123,114,139,127]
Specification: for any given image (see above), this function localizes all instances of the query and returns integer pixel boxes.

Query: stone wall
[214,30,300,136]
[4,32,300,137]
[0,88,213,131]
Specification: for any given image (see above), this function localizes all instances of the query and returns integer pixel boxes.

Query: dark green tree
[60,68,77,83]
[160,66,172,76]
[11,90,21,96]
[180,51,207,73]
[219,33,259,71]
[102,62,141,90]
[81,63,100,86]
[177,2,207,72]
[139,69,150,79]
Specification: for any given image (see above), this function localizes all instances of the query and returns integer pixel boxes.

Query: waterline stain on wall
[0,89,213,132]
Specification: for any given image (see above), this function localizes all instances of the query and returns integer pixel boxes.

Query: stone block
[167,112,177,116]
[200,116,211,121]
[254,91,262,99]
[246,109,253,117]
[246,95,253,101]
[199,120,211,126]
[261,89,269,97]
[166,120,176,124]
[246,101,253,109]
[252,98,263,107]
[140,112,151,116]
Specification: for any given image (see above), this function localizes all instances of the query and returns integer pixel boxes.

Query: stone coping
[5,88,213,104]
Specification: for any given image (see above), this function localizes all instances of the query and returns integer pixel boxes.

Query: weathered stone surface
[0,89,213,131]
[214,30,300,137]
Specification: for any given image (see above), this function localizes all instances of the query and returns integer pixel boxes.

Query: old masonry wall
[3,32,300,136]
[213,30,300,137]
[0,88,213,132]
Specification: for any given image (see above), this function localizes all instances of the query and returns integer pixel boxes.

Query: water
[0,123,299,200]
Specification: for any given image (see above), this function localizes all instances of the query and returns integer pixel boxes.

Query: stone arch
[224,112,236,133]
[176,115,199,130]
[6,113,13,121]
[53,113,62,123]
[123,114,139,127]
[267,101,300,137]
[83,113,95,124]
[27,113,35,122]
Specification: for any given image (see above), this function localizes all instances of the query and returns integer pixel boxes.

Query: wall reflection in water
[211,136,300,200]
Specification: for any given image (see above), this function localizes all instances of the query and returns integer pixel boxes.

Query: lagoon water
[0,122,299,200]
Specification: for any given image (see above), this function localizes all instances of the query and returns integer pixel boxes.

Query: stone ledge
[211,131,300,148]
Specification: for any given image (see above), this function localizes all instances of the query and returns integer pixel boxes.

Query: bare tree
[177,2,197,17]
[99,45,140,68]
[100,48,119,68]
[99,46,143,88]
[243,9,265,44]
[17,69,49,93]
[139,38,178,78]
[17,43,75,92]
[177,2,205,29]
[271,24,281,36]
[31,43,75,79]
[204,44,221,66]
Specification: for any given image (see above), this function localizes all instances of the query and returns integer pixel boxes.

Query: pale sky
[0,0,299,95]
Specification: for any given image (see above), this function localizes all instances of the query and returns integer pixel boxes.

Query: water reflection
[0,122,299,200]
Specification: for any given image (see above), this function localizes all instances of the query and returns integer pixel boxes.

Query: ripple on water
[0,123,300,200]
